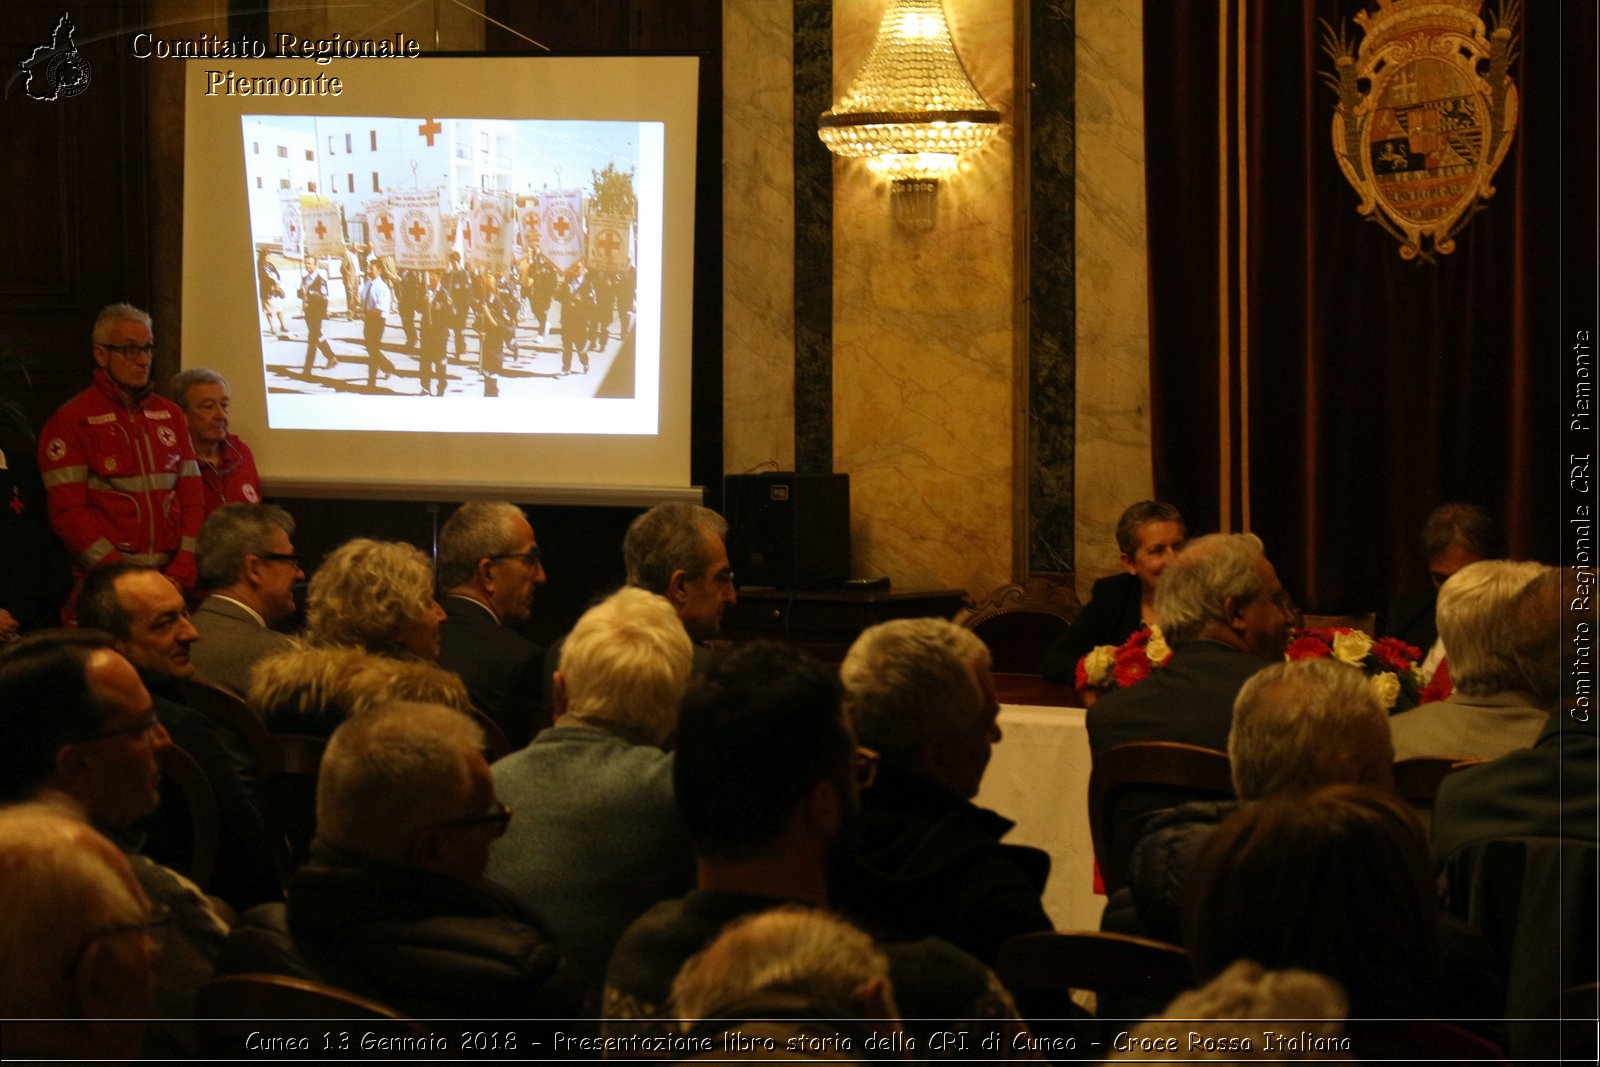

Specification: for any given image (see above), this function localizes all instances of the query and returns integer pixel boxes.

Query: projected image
[242,115,653,431]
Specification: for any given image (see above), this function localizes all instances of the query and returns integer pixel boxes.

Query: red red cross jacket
[38,369,203,589]
[197,433,263,522]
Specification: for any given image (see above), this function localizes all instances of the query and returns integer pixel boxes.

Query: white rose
[1145,627,1171,665]
[1370,671,1401,710]
[1082,645,1116,687]
[1332,629,1374,667]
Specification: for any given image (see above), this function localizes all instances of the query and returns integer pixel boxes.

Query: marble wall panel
[1073,0,1152,594]
[832,0,1015,600]
[723,0,798,475]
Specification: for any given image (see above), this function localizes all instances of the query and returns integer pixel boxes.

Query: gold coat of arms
[1323,0,1520,261]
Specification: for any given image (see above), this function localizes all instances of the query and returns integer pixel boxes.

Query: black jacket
[1040,572,1143,681]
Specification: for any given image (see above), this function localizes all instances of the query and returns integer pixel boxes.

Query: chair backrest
[996,930,1192,1013]
[468,705,512,762]
[1392,756,1484,808]
[257,734,327,882]
[181,674,275,771]
[1088,742,1235,894]
[157,743,219,890]
[195,972,431,1053]
[954,577,1082,674]
[1301,611,1378,636]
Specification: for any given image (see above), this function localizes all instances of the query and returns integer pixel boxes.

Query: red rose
[1371,636,1420,672]
[1285,635,1331,661]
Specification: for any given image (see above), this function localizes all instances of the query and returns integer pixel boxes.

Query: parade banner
[466,189,516,274]
[517,199,540,253]
[539,189,584,273]
[367,197,396,259]
[587,213,632,272]
[301,197,345,258]
[279,191,303,257]
[391,189,448,271]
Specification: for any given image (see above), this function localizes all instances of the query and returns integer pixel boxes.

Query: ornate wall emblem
[1323,0,1519,261]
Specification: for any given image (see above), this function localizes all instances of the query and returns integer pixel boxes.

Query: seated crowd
[0,307,1588,1060]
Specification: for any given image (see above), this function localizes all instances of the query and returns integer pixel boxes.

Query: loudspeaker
[723,472,850,589]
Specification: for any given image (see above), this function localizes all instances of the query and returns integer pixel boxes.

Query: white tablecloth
[974,703,1103,932]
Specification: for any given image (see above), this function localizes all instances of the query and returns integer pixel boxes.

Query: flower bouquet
[1076,625,1172,693]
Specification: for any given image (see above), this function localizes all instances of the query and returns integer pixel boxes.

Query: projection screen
[182,55,699,502]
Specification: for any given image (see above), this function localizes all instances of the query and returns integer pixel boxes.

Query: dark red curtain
[1144,0,1593,613]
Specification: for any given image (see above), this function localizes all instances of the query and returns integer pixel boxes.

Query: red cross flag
[302,199,344,258]
[517,200,540,253]
[391,189,447,271]
[587,214,631,272]
[367,198,396,259]
[466,189,515,274]
[279,191,303,258]
[540,190,584,274]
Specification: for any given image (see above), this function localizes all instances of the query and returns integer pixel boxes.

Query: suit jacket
[1040,571,1143,681]
[189,594,294,698]
[1385,587,1439,652]
[1085,639,1269,757]
[438,595,545,749]
[1389,688,1552,762]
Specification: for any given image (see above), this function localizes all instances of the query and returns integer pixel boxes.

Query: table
[975,702,1104,933]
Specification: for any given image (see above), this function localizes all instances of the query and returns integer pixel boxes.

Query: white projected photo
[246,115,655,431]
[184,57,698,496]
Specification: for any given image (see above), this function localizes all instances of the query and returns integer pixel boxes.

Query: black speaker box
[723,472,850,589]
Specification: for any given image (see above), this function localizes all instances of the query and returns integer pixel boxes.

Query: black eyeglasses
[851,746,881,789]
[438,799,513,837]
[490,548,541,568]
[98,343,157,357]
[80,712,163,744]
[258,552,301,567]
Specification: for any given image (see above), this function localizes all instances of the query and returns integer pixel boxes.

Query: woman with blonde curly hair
[305,538,446,661]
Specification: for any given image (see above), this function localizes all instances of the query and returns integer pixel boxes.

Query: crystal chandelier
[818,0,1001,186]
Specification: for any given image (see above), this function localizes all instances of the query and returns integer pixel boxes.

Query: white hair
[1436,560,1549,696]
[559,587,694,745]
[840,618,990,765]
[1230,659,1394,800]
[316,701,484,866]
[1154,533,1268,645]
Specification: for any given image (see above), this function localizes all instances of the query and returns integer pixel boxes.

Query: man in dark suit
[436,502,546,748]
[418,271,453,397]
[297,256,337,374]
[1382,501,1505,676]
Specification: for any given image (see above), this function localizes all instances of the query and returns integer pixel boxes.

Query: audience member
[165,367,262,521]
[1384,502,1506,679]
[0,424,71,637]
[248,642,470,738]
[190,503,302,698]
[489,587,697,1000]
[0,803,161,1060]
[1103,657,1393,943]
[835,618,1050,964]
[218,701,577,1019]
[1041,500,1186,680]
[0,631,227,1051]
[1184,784,1501,1059]
[305,538,446,661]
[603,642,1036,1057]
[1389,560,1552,760]
[38,303,203,593]
[669,907,900,1057]
[437,501,548,748]
[76,565,280,909]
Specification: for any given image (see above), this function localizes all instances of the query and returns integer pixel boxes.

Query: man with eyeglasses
[217,700,578,1021]
[0,630,229,1054]
[38,303,205,601]
[76,563,282,911]
[189,503,303,700]
[438,501,548,748]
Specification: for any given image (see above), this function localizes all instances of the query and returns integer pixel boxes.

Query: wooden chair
[158,743,219,891]
[181,674,275,773]
[996,930,1192,1028]
[468,705,512,762]
[257,734,327,882]
[195,973,431,1054]
[1088,742,1235,894]
[1300,611,1378,635]
[954,576,1082,674]
[1392,756,1484,809]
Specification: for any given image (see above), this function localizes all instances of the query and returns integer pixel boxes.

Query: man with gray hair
[1087,532,1296,759]
[489,586,697,1001]
[217,700,575,1019]
[437,501,547,747]
[190,503,302,698]
[623,501,737,642]
[1103,657,1394,942]
[39,303,204,593]
[835,617,1051,964]
[1389,559,1554,761]
[165,367,261,522]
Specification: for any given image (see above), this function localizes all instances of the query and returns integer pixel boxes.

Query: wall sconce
[818,0,1000,225]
